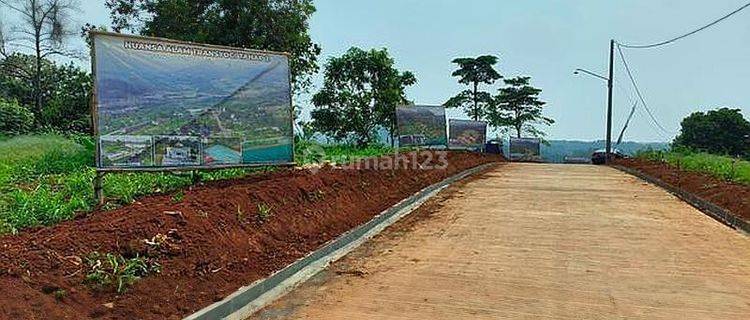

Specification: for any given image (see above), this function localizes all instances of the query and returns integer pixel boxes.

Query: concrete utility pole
[574,39,615,163]
[606,39,615,163]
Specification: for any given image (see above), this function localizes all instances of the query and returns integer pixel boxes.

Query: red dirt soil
[0,151,501,320]
[614,158,750,222]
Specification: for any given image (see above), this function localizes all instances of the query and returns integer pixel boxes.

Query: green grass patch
[321,144,396,163]
[0,134,272,234]
[637,149,750,185]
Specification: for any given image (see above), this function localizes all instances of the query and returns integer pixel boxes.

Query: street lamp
[574,68,608,82]
[574,40,615,164]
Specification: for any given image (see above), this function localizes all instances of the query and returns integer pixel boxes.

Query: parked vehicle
[591,148,626,165]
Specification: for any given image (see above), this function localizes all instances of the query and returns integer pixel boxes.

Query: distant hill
[538,140,669,163]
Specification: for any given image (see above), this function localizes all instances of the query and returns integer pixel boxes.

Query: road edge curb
[612,165,750,235]
[184,162,498,320]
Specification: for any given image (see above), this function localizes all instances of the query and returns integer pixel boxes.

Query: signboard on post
[91,32,294,170]
[509,137,542,162]
[396,105,447,147]
[448,119,487,149]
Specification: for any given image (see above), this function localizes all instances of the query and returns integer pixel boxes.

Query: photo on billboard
[154,136,202,166]
[509,137,542,162]
[92,32,293,169]
[99,135,154,167]
[203,137,242,165]
[448,119,487,149]
[242,136,293,164]
[396,105,447,147]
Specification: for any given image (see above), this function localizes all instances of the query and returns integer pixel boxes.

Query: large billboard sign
[448,119,487,149]
[509,137,542,162]
[92,32,293,169]
[396,105,447,147]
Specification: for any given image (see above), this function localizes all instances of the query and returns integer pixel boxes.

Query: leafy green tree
[0,97,34,134]
[445,55,501,121]
[0,53,92,133]
[310,47,416,146]
[487,76,553,138]
[674,107,750,158]
[0,0,80,118]
[105,0,321,93]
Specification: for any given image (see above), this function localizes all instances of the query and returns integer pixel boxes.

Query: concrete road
[250,163,750,319]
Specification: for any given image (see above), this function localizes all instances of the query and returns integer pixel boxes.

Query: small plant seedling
[257,203,273,222]
[53,289,67,301]
[84,252,161,293]
[171,191,185,203]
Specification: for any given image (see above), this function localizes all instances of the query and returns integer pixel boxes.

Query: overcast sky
[6,0,749,142]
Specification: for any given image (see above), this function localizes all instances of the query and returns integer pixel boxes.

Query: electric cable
[615,45,677,136]
[617,2,750,49]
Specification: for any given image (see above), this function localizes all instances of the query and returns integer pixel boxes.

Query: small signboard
[396,105,447,147]
[509,137,542,162]
[448,119,487,149]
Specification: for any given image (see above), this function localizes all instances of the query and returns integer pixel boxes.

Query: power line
[615,45,676,137]
[613,65,671,141]
[617,2,750,49]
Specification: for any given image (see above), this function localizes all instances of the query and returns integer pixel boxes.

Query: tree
[673,107,750,158]
[310,47,416,146]
[487,76,553,138]
[0,53,92,133]
[105,0,321,93]
[0,97,34,134]
[445,55,501,121]
[0,0,80,118]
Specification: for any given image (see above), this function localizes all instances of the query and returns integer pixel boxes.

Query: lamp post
[574,40,615,163]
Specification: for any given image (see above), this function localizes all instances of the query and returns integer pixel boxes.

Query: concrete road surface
[250,163,750,320]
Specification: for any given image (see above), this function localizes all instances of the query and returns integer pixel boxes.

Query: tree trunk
[33,2,42,121]
[472,81,478,121]
[391,127,396,149]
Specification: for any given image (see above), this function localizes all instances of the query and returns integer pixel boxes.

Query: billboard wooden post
[94,171,105,205]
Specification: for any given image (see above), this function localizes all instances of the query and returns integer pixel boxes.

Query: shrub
[0,99,34,135]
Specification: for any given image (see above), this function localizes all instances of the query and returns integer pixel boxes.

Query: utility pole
[605,39,614,163]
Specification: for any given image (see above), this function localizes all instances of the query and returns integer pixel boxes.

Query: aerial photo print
[448,119,487,149]
[396,105,447,147]
[93,33,293,168]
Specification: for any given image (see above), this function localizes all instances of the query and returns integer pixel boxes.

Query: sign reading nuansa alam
[92,32,293,169]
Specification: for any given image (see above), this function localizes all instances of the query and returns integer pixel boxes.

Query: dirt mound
[614,158,750,222]
[0,151,502,320]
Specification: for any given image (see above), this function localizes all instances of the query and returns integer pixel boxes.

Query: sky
[5,0,750,142]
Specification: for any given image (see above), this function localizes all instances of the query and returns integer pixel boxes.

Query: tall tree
[0,0,79,119]
[310,47,416,146]
[673,107,750,158]
[105,0,321,93]
[487,76,553,138]
[445,55,501,121]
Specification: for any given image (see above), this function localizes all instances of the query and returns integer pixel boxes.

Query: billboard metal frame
[89,31,296,202]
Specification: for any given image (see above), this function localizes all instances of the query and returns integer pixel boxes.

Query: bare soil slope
[615,158,750,221]
[0,151,501,320]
